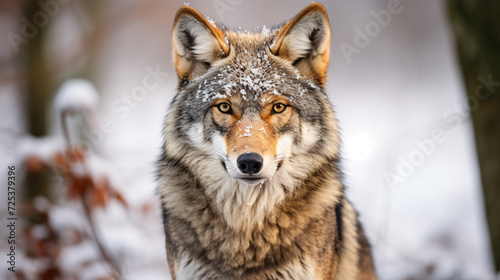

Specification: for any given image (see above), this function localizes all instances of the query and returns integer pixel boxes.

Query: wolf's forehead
[224,31,276,73]
[225,31,274,53]
[190,31,316,103]
[193,64,302,104]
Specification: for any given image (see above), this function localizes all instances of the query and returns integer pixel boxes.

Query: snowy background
[0,0,497,279]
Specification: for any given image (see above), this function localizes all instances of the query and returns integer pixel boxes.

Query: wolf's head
[160,3,342,231]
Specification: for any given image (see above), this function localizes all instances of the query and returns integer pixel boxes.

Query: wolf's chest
[176,253,318,280]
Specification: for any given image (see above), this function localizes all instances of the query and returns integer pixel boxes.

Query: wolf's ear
[172,6,229,81]
[271,3,331,86]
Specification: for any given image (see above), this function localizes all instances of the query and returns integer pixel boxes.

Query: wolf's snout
[237,153,263,175]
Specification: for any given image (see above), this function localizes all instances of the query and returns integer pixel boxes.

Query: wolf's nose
[237,153,263,175]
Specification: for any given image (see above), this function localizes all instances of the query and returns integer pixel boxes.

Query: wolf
[157,3,376,279]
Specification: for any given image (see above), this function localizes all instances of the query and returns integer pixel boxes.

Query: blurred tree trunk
[448,0,500,272]
[24,1,53,201]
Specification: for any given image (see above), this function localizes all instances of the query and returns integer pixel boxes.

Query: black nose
[237,153,263,175]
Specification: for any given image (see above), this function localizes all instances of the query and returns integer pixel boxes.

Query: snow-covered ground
[0,0,497,279]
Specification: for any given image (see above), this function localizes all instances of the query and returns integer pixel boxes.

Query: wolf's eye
[217,103,232,114]
[272,103,287,114]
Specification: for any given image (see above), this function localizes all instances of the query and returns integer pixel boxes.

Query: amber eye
[217,103,232,114]
[272,103,287,114]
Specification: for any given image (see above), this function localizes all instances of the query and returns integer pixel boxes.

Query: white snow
[241,127,253,137]
[54,79,99,114]
[16,135,64,164]
[58,241,101,272]
[207,17,217,28]
[258,127,268,137]
[261,25,271,34]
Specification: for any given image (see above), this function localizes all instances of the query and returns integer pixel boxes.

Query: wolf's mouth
[235,177,266,185]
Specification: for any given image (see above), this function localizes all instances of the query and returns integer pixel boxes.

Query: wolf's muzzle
[237,153,263,175]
